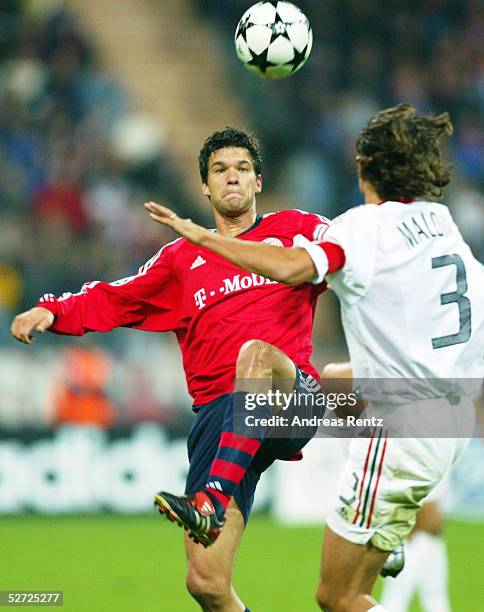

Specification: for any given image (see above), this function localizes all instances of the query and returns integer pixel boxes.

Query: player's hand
[10,307,54,345]
[144,201,208,245]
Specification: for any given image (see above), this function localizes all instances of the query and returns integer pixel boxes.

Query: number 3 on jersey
[431,254,472,349]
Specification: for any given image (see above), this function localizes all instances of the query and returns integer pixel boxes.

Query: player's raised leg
[184,499,248,612]
[155,339,297,546]
[203,339,297,518]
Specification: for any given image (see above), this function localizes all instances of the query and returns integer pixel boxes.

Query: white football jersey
[303,201,484,390]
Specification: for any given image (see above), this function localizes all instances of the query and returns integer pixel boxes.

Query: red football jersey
[37,210,330,405]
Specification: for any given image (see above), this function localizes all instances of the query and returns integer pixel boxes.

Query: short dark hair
[198,127,262,183]
[356,104,453,201]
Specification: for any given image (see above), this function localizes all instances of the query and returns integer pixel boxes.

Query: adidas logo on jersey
[190,255,206,270]
[39,293,56,302]
[206,481,223,492]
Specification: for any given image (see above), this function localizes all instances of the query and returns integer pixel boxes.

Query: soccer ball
[235,1,313,79]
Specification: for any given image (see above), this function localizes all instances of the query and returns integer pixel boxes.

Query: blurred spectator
[0,262,22,344]
[32,154,89,233]
[0,262,22,311]
[51,346,115,428]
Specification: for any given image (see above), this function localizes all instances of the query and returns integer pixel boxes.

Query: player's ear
[255,174,262,193]
[202,182,211,198]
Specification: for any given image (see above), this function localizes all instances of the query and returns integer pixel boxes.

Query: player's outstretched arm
[144,201,317,284]
[11,307,55,345]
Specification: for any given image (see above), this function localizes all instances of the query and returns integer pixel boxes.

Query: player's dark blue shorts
[185,370,321,523]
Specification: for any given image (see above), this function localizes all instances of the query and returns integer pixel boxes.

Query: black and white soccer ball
[235,1,313,79]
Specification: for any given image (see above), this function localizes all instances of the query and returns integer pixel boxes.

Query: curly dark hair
[198,127,262,183]
[356,104,453,201]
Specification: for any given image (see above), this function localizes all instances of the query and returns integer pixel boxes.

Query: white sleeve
[293,234,329,284]
[323,205,380,304]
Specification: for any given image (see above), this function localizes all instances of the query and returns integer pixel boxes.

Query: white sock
[369,605,387,611]
[380,531,432,612]
[418,533,451,612]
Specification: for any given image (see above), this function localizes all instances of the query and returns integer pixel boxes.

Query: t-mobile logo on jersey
[194,288,207,309]
[193,273,279,310]
[222,273,278,294]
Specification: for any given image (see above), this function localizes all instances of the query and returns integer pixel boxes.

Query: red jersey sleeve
[36,243,180,336]
[296,210,331,243]
[293,235,346,284]
[288,210,331,292]
[318,242,346,273]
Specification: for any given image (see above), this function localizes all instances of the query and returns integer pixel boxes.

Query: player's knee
[316,583,352,611]
[237,339,273,376]
[239,339,272,358]
[186,569,228,607]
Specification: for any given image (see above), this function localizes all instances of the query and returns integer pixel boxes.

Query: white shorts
[327,430,469,551]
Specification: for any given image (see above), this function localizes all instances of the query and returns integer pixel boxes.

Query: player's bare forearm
[198,234,315,284]
[145,201,317,284]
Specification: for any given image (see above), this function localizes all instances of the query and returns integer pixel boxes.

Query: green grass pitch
[1,515,482,611]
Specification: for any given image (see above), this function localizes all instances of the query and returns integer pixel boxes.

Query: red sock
[205,432,262,515]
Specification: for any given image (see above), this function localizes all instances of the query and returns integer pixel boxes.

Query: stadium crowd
[0,2,194,427]
[1,0,482,428]
[0,1,199,323]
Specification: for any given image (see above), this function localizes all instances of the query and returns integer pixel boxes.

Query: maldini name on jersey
[38,210,330,406]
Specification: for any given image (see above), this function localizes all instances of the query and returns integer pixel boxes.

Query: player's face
[202,147,262,216]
